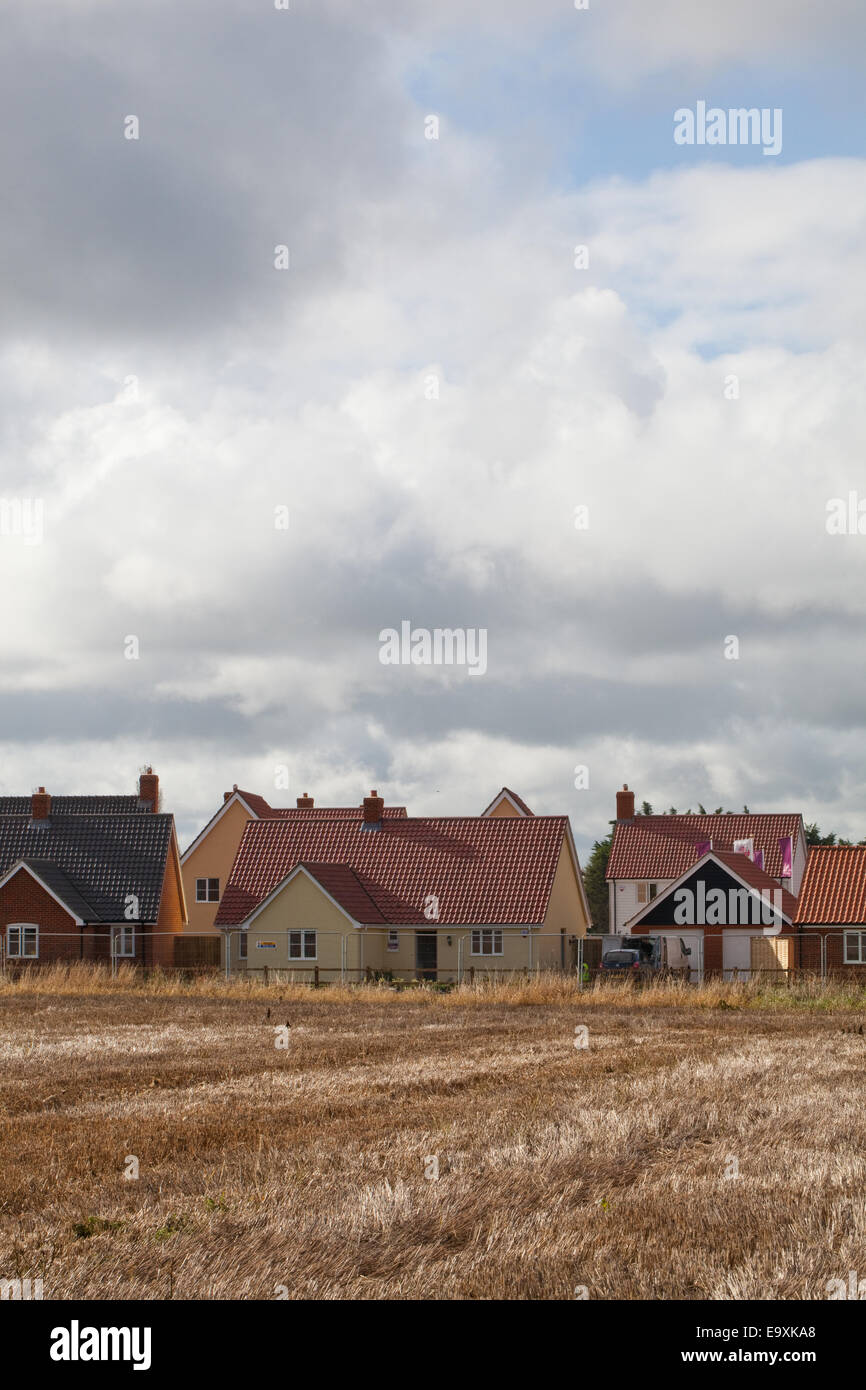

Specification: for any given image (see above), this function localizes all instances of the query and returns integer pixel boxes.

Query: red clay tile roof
[215,816,570,927]
[268,806,408,820]
[233,790,407,820]
[794,846,866,924]
[234,790,274,818]
[290,863,391,925]
[607,814,801,882]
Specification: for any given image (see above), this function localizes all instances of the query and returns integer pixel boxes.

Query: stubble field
[1,966,865,1300]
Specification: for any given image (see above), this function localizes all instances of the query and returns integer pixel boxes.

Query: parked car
[600,947,647,973]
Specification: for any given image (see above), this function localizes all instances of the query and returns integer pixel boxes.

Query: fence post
[341,934,346,984]
[577,936,583,991]
[314,965,320,988]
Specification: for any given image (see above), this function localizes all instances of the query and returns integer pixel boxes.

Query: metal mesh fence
[0,929,864,986]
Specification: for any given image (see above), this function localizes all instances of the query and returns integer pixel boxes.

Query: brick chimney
[139,768,159,811]
[616,783,635,820]
[362,789,384,828]
[31,787,50,821]
[296,793,314,809]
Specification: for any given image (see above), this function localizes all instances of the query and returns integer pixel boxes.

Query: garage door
[723,931,759,980]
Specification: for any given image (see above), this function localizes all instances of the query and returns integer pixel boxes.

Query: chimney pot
[296,793,314,809]
[616,784,635,821]
[31,788,51,821]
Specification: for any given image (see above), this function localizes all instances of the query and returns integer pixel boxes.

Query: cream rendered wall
[233,870,351,976]
[543,840,589,944]
[182,799,254,936]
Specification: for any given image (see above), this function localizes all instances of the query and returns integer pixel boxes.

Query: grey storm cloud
[0,2,409,349]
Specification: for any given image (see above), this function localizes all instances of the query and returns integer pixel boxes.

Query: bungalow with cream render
[213,790,590,979]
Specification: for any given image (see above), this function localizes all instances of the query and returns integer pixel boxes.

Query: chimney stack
[616,784,635,820]
[362,789,384,828]
[296,793,314,809]
[139,768,159,811]
[31,787,51,821]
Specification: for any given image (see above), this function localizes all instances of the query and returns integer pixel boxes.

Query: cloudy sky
[1,0,865,854]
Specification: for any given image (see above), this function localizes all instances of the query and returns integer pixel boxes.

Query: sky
[1,0,865,854]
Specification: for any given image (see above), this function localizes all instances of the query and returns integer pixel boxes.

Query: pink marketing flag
[733,838,754,860]
[778,836,793,879]
[754,849,764,871]
[695,840,712,858]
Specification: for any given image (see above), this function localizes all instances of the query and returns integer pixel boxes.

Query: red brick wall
[0,869,81,963]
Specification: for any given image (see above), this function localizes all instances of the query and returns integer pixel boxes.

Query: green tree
[583,829,613,933]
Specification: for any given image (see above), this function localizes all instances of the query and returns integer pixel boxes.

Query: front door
[415,931,437,981]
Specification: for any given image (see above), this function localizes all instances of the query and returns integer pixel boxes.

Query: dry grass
[1,965,865,1300]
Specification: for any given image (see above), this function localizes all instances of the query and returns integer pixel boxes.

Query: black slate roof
[17,859,100,922]
[0,796,147,815]
[0,815,174,923]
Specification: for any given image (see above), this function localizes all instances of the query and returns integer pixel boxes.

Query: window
[195,878,220,903]
[386,929,399,952]
[112,926,135,957]
[7,924,38,959]
[636,882,658,905]
[289,930,316,960]
[238,931,247,960]
[471,929,503,956]
[843,930,866,964]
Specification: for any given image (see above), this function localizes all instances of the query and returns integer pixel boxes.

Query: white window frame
[470,929,503,957]
[289,930,317,960]
[237,930,247,960]
[386,929,399,952]
[636,882,658,905]
[843,930,866,964]
[112,926,135,958]
[7,923,38,959]
[195,878,220,903]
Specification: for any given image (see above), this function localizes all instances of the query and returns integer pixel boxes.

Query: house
[623,847,798,978]
[606,784,807,934]
[0,781,186,968]
[180,787,408,936]
[214,790,589,979]
[793,846,866,976]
